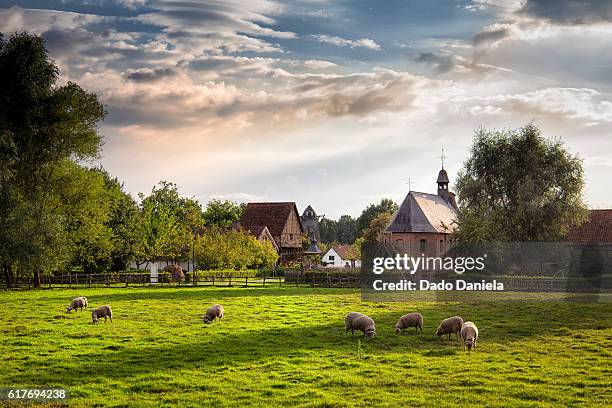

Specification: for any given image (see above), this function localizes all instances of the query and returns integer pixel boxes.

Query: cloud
[308,34,381,50]
[517,0,612,25]
[124,67,177,82]
[415,52,456,74]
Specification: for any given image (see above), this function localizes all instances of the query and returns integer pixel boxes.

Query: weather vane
[406,177,411,192]
[440,148,447,169]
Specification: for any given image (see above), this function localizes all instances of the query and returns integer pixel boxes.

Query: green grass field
[0,287,610,407]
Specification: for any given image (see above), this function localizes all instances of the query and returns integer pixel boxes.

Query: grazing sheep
[202,304,224,324]
[164,264,185,282]
[66,297,88,313]
[395,312,423,334]
[92,305,113,324]
[345,312,376,338]
[436,316,464,340]
[460,321,479,352]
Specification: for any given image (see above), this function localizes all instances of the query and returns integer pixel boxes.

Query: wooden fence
[0,270,361,290]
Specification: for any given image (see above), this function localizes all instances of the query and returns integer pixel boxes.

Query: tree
[0,32,106,286]
[202,199,244,227]
[194,227,278,270]
[356,198,398,237]
[336,215,358,244]
[454,124,589,242]
[362,212,393,243]
[135,181,204,267]
[319,217,338,244]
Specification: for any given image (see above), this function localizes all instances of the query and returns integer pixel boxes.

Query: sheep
[460,321,479,352]
[345,312,376,338]
[395,312,423,334]
[436,316,464,340]
[92,305,113,324]
[202,304,224,324]
[66,297,88,313]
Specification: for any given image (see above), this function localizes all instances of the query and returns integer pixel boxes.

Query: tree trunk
[33,269,41,288]
[2,263,14,288]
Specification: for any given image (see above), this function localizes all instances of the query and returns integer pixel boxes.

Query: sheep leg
[351,328,355,336]
[448,334,451,341]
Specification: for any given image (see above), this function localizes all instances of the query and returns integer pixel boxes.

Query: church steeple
[437,148,449,195]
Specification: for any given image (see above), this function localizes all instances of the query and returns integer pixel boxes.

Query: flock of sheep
[66,297,477,351]
[345,311,479,351]
[66,296,112,324]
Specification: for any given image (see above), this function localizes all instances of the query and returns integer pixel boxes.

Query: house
[240,225,279,252]
[321,245,361,268]
[301,205,321,242]
[239,202,305,263]
[566,210,612,243]
[383,166,459,256]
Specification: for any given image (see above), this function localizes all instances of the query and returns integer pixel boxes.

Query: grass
[0,286,610,407]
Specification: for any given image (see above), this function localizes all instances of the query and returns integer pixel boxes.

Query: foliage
[203,199,245,227]
[195,269,260,278]
[454,124,589,242]
[194,227,278,270]
[356,198,398,237]
[319,217,338,243]
[0,32,106,285]
[0,287,609,407]
[135,181,203,264]
[362,212,393,242]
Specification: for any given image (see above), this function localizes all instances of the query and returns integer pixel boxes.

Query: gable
[386,192,457,234]
[240,202,303,238]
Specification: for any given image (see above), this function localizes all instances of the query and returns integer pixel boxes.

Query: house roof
[566,210,612,243]
[385,191,458,234]
[324,245,359,260]
[239,202,304,238]
[437,169,449,184]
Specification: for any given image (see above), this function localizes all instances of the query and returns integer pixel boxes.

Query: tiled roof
[239,202,303,238]
[566,210,612,243]
[385,191,458,234]
[331,245,359,260]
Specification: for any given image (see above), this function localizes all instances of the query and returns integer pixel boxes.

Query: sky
[1,0,611,218]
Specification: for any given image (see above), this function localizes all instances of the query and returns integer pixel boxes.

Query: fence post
[212,276,215,287]
[125,273,128,287]
[245,277,248,287]
[263,276,266,287]
[106,274,110,287]
[88,274,91,288]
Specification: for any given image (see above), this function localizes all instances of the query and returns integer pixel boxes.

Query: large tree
[356,198,398,237]
[202,199,245,227]
[454,124,589,242]
[0,32,106,286]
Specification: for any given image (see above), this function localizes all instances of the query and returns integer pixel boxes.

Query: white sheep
[66,297,88,313]
[203,304,224,324]
[395,312,423,334]
[460,321,479,352]
[436,316,464,340]
[92,305,113,324]
[345,312,376,338]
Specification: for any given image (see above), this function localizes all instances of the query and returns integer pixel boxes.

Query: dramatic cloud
[1,0,610,215]
[309,34,381,50]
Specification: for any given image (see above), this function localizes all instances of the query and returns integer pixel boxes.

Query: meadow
[0,286,610,407]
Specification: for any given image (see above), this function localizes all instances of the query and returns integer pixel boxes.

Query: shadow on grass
[9,300,610,387]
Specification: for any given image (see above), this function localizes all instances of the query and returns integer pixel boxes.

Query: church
[383,166,459,256]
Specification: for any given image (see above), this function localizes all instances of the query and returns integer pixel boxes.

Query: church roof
[437,169,449,184]
[385,191,458,234]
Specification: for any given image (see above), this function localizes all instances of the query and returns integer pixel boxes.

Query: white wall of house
[320,248,361,268]
[129,260,191,272]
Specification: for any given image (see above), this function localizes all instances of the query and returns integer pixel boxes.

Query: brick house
[566,210,612,243]
[383,167,458,256]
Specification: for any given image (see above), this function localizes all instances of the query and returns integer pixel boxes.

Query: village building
[566,209,612,243]
[383,166,459,256]
[301,205,321,242]
[321,245,361,268]
[240,225,280,252]
[238,202,305,263]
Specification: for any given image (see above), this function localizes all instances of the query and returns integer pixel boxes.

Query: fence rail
[0,270,361,290]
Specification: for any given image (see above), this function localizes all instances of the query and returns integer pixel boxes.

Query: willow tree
[454,124,588,243]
